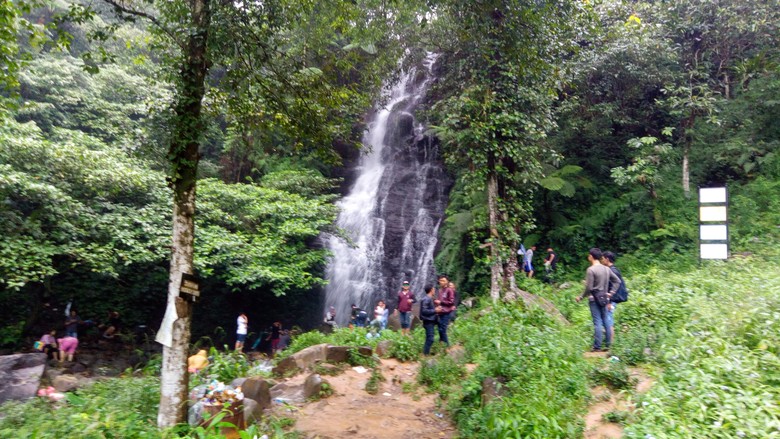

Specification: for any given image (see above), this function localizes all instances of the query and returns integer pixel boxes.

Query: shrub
[416,355,465,393]
[589,361,635,390]
[0,376,159,438]
[444,302,591,438]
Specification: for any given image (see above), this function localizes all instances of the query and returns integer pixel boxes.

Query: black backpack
[610,266,629,303]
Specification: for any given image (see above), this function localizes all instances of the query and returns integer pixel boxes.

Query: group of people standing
[235,313,287,358]
[520,245,558,280]
[419,275,457,355]
[327,274,458,355]
[576,248,627,352]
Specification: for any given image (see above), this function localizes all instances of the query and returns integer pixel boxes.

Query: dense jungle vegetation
[1,0,779,436]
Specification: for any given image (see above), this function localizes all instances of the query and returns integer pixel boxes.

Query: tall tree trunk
[487,170,502,301]
[156,0,211,428]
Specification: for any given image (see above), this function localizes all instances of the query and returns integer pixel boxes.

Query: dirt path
[582,352,654,439]
[270,358,455,439]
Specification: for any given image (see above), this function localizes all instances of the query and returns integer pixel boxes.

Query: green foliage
[621,254,780,438]
[444,302,590,438]
[416,355,465,393]
[192,347,253,386]
[0,376,160,438]
[195,174,338,294]
[603,410,630,425]
[387,333,419,362]
[279,330,328,357]
[364,367,385,395]
[589,361,635,390]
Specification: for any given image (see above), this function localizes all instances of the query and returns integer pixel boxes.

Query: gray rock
[481,376,507,406]
[77,353,97,366]
[302,373,323,400]
[0,353,47,403]
[270,382,305,404]
[375,340,392,358]
[446,345,467,363]
[44,367,63,383]
[52,374,80,392]
[357,346,373,357]
[271,356,299,377]
[241,377,271,410]
[558,282,573,290]
[325,346,349,364]
[230,377,247,389]
[242,397,262,424]
[66,362,87,374]
[386,312,401,331]
[272,343,329,376]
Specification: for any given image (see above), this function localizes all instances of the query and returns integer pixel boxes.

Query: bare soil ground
[269,358,456,439]
[582,351,655,439]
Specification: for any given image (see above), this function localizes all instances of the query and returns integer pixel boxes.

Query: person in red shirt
[395,280,416,336]
[435,275,456,346]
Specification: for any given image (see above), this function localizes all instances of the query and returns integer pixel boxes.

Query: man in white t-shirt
[235,312,248,352]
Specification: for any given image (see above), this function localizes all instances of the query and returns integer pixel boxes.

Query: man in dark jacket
[419,285,438,355]
[602,251,627,344]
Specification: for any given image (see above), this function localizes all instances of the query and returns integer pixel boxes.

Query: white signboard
[700,243,728,260]
[700,205,727,222]
[699,187,727,204]
[700,224,728,241]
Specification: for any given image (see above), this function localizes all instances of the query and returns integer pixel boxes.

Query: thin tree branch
[100,0,186,51]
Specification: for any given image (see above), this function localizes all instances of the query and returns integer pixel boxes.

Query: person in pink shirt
[39,329,58,361]
[58,335,79,363]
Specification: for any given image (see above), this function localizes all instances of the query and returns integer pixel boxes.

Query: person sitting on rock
[371,300,388,330]
[324,306,337,328]
[101,311,121,339]
[39,329,59,361]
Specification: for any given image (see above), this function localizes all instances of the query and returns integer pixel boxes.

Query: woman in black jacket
[420,285,438,355]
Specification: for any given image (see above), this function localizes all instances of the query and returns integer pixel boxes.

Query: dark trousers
[437,311,452,346]
[423,321,436,354]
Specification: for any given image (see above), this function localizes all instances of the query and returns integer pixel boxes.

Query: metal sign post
[698,186,729,260]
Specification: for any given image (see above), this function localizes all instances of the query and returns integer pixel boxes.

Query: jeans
[437,311,452,346]
[423,321,436,354]
[605,302,617,328]
[399,311,411,329]
[588,300,612,349]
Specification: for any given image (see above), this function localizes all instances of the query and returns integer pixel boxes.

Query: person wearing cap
[324,306,337,328]
[395,280,416,336]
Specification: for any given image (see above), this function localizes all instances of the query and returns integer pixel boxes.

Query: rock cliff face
[323,54,451,325]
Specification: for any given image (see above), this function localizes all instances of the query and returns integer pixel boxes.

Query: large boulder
[325,346,350,364]
[0,353,47,404]
[52,374,80,392]
[375,340,392,358]
[302,373,323,400]
[269,382,305,404]
[272,344,329,376]
[241,377,272,411]
[243,398,262,424]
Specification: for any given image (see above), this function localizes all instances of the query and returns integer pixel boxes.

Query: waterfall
[323,54,450,326]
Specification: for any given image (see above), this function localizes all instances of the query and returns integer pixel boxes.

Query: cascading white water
[323,54,449,325]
